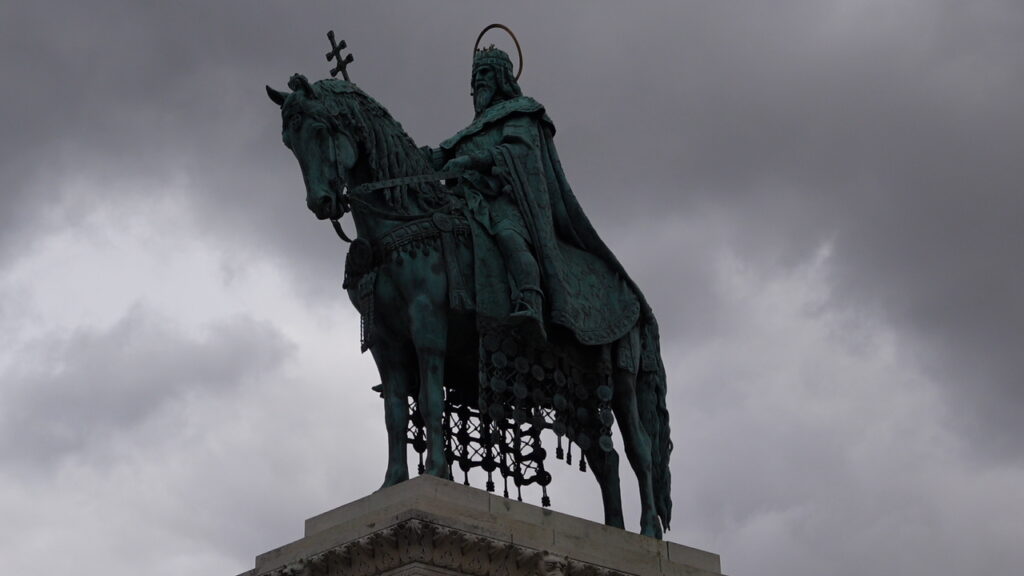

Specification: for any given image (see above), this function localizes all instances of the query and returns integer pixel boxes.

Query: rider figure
[427,46,544,326]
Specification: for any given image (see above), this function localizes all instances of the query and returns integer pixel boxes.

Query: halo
[474,23,523,80]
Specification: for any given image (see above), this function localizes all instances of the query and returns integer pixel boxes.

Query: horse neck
[370,127,426,179]
[347,128,431,241]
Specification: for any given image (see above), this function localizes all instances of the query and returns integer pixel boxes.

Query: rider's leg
[494,227,542,318]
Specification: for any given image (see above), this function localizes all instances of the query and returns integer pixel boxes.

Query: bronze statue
[267,26,672,538]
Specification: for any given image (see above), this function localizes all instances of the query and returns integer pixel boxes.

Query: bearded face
[472,65,499,115]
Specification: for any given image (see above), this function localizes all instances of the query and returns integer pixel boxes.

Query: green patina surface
[267,34,672,539]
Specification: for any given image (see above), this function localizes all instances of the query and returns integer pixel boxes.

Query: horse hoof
[380,470,410,489]
[640,526,663,539]
[605,515,625,530]
[640,516,663,539]
[423,466,449,479]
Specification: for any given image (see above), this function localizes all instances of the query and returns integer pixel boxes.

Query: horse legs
[371,340,412,488]
[408,294,449,478]
[583,444,625,528]
[612,369,662,539]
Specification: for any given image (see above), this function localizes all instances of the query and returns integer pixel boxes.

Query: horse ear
[266,85,288,107]
[288,74,316,98]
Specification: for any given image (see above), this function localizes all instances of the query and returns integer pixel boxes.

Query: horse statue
[267,72,672,538]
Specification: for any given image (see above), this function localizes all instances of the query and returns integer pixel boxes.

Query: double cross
[326,30,354,81]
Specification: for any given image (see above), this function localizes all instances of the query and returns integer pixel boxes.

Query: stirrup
[510,288,543,318]
[509,289,547,342]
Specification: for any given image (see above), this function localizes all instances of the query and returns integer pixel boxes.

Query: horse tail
[637,322,673,531]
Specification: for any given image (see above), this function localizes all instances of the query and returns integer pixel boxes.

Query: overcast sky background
[2,1,1022,575]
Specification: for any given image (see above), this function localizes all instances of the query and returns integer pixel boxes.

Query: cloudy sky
[2,1,1022,575]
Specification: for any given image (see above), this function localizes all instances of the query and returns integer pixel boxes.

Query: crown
[473,44,514,75]
[472,24,523,80]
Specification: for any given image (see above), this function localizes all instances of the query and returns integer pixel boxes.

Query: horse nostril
[314,195,336,218]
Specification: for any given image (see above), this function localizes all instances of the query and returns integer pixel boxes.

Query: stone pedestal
[237,475,724,576]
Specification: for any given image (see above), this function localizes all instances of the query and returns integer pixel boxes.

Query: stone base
[238,475,724,576]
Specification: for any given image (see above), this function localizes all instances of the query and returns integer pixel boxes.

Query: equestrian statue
[266,26,672,538]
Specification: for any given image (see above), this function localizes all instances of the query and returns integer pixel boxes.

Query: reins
[328,131,356,243]
[329,171,462,243]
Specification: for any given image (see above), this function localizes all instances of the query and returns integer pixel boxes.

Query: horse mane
[312,79,448,212]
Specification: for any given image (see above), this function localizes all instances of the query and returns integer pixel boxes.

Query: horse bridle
[326,129,355,243]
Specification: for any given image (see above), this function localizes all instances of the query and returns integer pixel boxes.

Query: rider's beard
[473,85,496,115]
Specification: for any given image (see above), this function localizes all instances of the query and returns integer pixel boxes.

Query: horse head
[267,74,359,221]
[269,76,446,229]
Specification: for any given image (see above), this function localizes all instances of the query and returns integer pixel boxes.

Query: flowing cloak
[440,96,663,371]
[439,97,673,525]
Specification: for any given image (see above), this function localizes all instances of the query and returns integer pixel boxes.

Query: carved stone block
[237,476,724,576]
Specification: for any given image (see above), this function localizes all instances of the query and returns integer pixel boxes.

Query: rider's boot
[510,287,546,341]
[511,286,543,322]
[497,228,546,339]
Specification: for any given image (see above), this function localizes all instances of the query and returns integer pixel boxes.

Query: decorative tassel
[579,453,587,473]
[556,436,564,460]
[486,471,495,493]
[503,476,509,499]
[359,315,365,350]
[542,486,551,508]
[418,452,424,475]
[566,443,573,466]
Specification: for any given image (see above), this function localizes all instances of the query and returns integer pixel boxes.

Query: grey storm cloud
[0,306,294,470]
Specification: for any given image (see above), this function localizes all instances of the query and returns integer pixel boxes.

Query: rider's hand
[442,155,473,174]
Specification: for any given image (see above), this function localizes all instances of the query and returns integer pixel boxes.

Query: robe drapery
[439,96,663,372]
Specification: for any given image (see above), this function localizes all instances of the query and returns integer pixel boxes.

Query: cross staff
[326,30,354,81]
